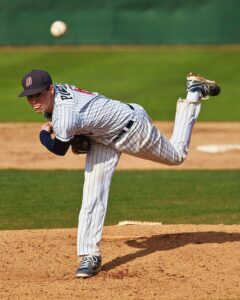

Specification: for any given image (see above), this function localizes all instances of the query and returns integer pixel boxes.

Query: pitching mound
[1,224,240,299]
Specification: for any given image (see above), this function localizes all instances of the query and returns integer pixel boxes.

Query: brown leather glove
[71,135,91,155]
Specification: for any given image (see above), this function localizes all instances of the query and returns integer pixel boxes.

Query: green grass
[0,169,239,230]
[1,45,240,122]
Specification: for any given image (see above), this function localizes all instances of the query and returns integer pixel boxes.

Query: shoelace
[80,256,99,268]
[187,80,211,100]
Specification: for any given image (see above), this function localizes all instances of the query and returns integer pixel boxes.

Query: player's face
[27,85,54,113]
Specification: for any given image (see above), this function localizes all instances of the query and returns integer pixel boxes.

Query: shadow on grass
[102,231,240,272]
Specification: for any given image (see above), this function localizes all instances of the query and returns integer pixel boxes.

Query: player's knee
[175,157,185,165]
[173,154,186,165]
[166,156,185,166]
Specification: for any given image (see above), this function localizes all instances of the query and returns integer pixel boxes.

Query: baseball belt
[113,104,135,142]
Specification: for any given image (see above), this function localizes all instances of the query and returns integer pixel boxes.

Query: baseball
[50,21,67,37]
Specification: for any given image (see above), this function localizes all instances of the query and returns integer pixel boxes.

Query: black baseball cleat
[187,73,221,99]
[75,255,102,278]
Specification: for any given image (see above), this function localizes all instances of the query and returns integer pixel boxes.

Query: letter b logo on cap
[25,77,32,87]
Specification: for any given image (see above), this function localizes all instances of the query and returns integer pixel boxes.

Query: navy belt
[113,104,134,142]
[127,104,134,110]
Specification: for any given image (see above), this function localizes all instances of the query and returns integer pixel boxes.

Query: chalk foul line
[196,144,240,153]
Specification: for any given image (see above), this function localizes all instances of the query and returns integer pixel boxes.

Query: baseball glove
[71,135,91,155]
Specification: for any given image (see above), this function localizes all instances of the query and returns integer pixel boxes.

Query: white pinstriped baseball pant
[77,98,201,256]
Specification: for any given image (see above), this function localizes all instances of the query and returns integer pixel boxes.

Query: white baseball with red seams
[51,83,202,256]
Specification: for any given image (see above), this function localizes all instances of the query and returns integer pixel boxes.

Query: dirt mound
[1,225,240,299]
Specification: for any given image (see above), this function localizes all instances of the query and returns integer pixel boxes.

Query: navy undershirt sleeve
[39,130,71,156]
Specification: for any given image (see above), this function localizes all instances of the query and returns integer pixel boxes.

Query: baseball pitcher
[19,69,220,278]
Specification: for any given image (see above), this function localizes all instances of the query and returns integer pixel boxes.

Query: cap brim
[18,85,50,97]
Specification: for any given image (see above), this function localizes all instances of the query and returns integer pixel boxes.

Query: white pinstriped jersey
[52,84,135,144]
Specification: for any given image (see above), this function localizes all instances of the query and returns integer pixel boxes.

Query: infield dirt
[0,225,240,300]
[0,122,240,170]
[0,122,239,299]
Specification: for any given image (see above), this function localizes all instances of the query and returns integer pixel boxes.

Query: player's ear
[49,85,55,96]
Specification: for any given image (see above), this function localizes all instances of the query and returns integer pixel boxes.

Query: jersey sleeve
[53,106,78,142]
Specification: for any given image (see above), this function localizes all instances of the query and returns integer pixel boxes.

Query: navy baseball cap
[19,69,52,97]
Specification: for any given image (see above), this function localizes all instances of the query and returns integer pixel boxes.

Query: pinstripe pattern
[51,83,202,256]
[52,84,135,144]
[113,99,201,166]
[77,143,120,256]
[77,97,201,256]
[170,98,201,158]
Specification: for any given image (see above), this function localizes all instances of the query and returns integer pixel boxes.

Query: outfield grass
[0,169,239,230]
[1,45,240,122]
